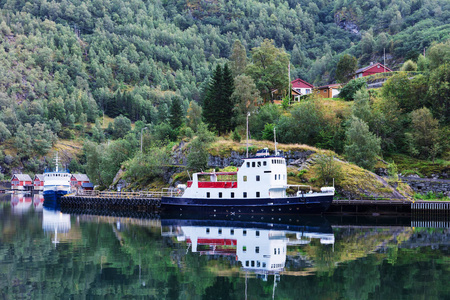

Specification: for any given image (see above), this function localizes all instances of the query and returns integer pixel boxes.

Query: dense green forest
[0,0,449,187]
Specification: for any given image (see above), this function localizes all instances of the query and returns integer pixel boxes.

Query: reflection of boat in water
[161,216,334,278]
[161,148,334,215]
[42,208,71,246]
[43,154,71,210]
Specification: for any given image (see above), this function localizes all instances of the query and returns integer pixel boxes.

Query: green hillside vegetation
[0,0,448,196]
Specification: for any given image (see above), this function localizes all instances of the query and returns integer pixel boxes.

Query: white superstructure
[43,154,71,195]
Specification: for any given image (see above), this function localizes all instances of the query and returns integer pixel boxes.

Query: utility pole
[288,61,291,105]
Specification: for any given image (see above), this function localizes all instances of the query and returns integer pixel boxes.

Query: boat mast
[55,153,59,172]
[274,127,277,155]
[246,112,250,158]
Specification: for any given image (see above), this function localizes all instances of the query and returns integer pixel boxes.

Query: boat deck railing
[75,189,175,198]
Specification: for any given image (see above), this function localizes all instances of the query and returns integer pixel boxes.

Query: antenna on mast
[55,153,59,172]
[274,127,277,155]
[246,112,250,158]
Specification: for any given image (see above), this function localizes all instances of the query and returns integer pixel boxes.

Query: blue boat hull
[161,194,333,215]
[43,190,69,210]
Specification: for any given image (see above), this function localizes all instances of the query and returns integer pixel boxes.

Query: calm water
[1,193,450,300]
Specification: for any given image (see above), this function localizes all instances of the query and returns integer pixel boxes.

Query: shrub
[232,130,241,142]
[339,78,367,101]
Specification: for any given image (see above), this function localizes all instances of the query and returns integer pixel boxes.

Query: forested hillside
[0,0,449,189]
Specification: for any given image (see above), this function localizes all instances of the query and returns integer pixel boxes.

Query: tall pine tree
[169,96,184,130]
[202,64,235,135]
[202,64,222,132]
[219,63,235,133]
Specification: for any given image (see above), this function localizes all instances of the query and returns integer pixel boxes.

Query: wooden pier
[60,192,450,220]
[325,199,412,216]
[61,190,172,213]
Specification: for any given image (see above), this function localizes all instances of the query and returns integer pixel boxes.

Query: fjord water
[1,194,449,299]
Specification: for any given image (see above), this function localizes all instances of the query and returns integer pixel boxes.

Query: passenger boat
[161,148,334,215]
[43,154,71,208]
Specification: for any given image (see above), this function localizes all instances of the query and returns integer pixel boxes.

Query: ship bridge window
[247,162,250,168]
[246,261,249,267]
[231,229,234,235]
[252,162,255,167]
[219,192,222,198]
[256,192,260,197]
[243,230,247,236]
[231,192,235,198]
[207,192,210,198]
[251,261,255,267]
[256,231,260,237]
[243,192,247,198]
[263,161,267,166]
[256,175,260,181]
[218,228,222,235]
[257,161,261,167]
[206,228,210,234]
[255,246,260,253]
[257,261,261,267]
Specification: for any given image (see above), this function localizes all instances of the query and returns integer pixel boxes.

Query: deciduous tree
[336,54,357,83]
[344,116,381,170]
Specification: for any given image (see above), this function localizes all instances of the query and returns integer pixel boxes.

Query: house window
[246,261,249,267]
[274,174,277,180]
[207,192,210,198]
[218,228,222,235]
[263,161,267,166]
[255,246,260,253]
[323,90,326,93]
[219,192,222,198]
[247,162,250,167]
[256,175,260,181]
[257,161,261,167]
[243,230,247,236]
[257,261,261,267]
[251,261,255,267]
[252,162,255,167]
[256,231,260,237]
[243,192,247,198]
[231,229,234,235]
[206,228,210,234]
[256,192,260,198]
[274,248,277,255]
[231,192,235,198]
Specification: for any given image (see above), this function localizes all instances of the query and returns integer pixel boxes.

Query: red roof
[355,63,392,74]
[291,78,314,89]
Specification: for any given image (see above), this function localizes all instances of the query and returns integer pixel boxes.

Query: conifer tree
[219,63,235,133]
[202,64,222,132]
[169,96,184,130]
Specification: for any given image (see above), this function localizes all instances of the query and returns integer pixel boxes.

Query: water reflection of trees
[0,206,449,299]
